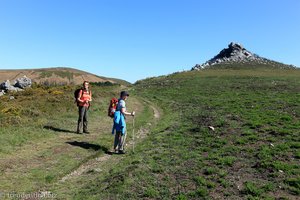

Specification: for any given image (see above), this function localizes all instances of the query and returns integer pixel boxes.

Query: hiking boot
[118,150,126,154]
[83,131,90,134]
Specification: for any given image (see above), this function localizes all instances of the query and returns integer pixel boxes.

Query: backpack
[74,88,82,106]
[108,97,118,118]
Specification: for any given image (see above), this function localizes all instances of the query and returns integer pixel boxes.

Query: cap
[120,91,129,97]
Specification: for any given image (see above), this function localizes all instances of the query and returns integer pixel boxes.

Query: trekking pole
[132,115,135,153]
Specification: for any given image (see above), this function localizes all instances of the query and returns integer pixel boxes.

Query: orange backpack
[108,98,118,118]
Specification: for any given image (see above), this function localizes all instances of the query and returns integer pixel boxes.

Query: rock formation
[192,42,296,70]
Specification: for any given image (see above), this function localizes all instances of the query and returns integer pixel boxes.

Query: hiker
[112,91,135,154]
[76,81,92,134]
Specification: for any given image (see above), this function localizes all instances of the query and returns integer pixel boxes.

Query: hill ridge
[0,67,130,86]
[192,42,297,70]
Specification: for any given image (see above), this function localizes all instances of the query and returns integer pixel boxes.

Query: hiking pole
[132,115,135,153]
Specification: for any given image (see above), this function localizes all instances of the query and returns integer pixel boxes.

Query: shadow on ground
[43,125,76,134]
[66,141,109,153]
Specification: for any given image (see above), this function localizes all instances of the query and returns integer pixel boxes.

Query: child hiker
[112,91,135,154]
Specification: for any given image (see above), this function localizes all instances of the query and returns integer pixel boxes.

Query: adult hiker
[76,81,92,134]
[112,91,135,154]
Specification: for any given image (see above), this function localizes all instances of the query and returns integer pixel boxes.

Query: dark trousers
[77,106,89,133]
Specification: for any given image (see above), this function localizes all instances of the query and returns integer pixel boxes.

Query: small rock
[94,168,102,172]
[9,96,15,100]
[279,170,284,173]
[208,126,215,131]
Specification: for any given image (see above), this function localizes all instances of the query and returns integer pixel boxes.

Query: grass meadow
[0,68,299,199]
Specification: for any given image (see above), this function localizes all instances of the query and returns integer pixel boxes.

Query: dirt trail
[59,102,160,183]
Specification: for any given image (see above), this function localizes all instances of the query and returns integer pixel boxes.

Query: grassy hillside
[0,68,299,199]
[63,69,300,199]
[0,83,153,197]
[134,69,299,199]
[0,67,130,86]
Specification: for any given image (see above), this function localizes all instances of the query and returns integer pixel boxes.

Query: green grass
[0,68,299,199]
[0,83,155,194]
[67,68,299,199]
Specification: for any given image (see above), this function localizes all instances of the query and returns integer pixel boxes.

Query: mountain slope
[41,68,299,199]
[0,67,130,86]
[128,69,299,199]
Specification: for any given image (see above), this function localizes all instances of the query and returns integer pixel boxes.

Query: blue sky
[0,0,299,83]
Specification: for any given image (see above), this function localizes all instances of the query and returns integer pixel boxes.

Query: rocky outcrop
[0,76,32,95]
[14,76,32,89]
[0,80,22,92]
[192,42,296,70]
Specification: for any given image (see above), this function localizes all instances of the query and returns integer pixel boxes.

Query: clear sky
[0,0,299,83]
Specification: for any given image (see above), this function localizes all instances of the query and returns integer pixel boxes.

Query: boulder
[14,76,32,89]
[7,86,23,92]
[0,80,23,92]
[229,42,244,50]
[0,80,11,90]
